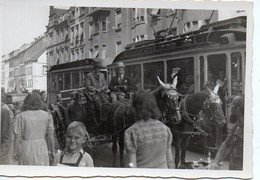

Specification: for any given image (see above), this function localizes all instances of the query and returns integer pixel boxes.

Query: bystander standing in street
[0,91,16,165]
[124,90,174,168]
[13,93,55,166]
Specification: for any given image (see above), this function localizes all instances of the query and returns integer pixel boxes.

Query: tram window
[207,54,227,101]
[72,72,80,89]
[167,58,194,94]
[200,56,205,91]
[64,73,71,90]
[52,75,57,91]
[144,61,164,90]
[58,74,63,91]
[231,52,243,95]
[125,64,141,90]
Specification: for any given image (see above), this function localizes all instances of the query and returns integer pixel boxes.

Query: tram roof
[112,16,246,64]
[48,58,113,72]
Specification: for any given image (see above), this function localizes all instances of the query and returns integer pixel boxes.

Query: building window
[101,17,107,32]
[133,35,147,42]
[192,21,198,31]
[71,51,74,61]
[26,67,32,75]
[101,44,107,58]
[76,49,79,60]
[71,26,74,43]
[93,45,99,58]
[133,8,146,23]
[89,22,93,38]
[56,30,60,42]
[205,19,210,25]
[116,41,122,55]
[42,65,47,74]
[94,21,99,33]
[89,49,93,58]
[76,24,79,35]
[80,48,84,59]
[115,9,122,29]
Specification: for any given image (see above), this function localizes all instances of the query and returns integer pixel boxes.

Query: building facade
[46,7,246,70]
[46,7,221,69]
[1,36,48,93]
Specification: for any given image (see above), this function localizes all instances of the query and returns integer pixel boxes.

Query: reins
[177,95,209,136]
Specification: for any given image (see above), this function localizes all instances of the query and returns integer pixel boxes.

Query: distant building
[46,6,70,67]
[46,7,222,69]
[45,7,246,70]
[1,36,48,93]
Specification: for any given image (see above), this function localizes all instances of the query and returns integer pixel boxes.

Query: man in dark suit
[109,62,135,102]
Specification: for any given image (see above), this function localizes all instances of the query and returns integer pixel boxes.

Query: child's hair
[66,121,87,137]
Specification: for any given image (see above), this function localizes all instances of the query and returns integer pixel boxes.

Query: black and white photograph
[0,0,254,179]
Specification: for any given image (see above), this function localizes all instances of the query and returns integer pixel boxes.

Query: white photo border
[0,0,253,179]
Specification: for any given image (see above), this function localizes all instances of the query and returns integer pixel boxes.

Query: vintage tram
[47,16,246,153]
[109,15,246,152]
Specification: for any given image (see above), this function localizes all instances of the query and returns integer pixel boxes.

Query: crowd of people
[0,61,244,170]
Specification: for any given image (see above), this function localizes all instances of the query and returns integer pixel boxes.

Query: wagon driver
[109,62,135,102]
[85,60,110,109]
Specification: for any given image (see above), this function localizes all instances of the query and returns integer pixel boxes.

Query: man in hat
[85,60,110,106]
[109,62,135,102]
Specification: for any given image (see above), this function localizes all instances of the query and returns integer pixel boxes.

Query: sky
[1,4,50,55]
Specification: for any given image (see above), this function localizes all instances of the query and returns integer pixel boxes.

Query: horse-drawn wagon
[47,16,246,168]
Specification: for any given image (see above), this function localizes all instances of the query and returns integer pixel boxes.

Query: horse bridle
[161,88,181,123]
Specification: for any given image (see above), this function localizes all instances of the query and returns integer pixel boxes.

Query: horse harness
[171,95,212,137]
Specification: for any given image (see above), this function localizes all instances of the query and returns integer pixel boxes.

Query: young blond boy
[55,121,94,167]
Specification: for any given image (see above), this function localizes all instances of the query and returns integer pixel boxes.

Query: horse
[152,76,182,124]
[169,84,226,169]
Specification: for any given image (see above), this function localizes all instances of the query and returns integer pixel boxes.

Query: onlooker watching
[54,121,94,167]
[124,90,174,168]
[13,93,55,166]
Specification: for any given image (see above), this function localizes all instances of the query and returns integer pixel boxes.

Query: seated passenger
[109,62,135,102]
[85,60,110,106]
[55,121,94,167]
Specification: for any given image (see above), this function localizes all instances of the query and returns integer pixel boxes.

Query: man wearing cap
[109,62,135,102]
[85,61,109,110]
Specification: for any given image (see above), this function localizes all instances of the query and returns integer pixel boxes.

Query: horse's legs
[174,137,181,169]
[112,135,118,167]
[118,133,125,167]
[180,136,191,167]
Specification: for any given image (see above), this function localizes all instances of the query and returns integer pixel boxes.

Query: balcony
[87,8,110,17]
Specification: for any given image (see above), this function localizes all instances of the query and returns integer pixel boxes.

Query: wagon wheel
[83,127,111,154]
[52,110,66,150]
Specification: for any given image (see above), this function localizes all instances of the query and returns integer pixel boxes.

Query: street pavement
[91,143,229,169]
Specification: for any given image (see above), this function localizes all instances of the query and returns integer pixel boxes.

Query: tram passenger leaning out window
[109,62,136,102]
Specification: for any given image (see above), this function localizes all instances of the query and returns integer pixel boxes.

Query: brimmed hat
[114,62,125,69]
[94,60,107,69]
[171,67,181,78]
